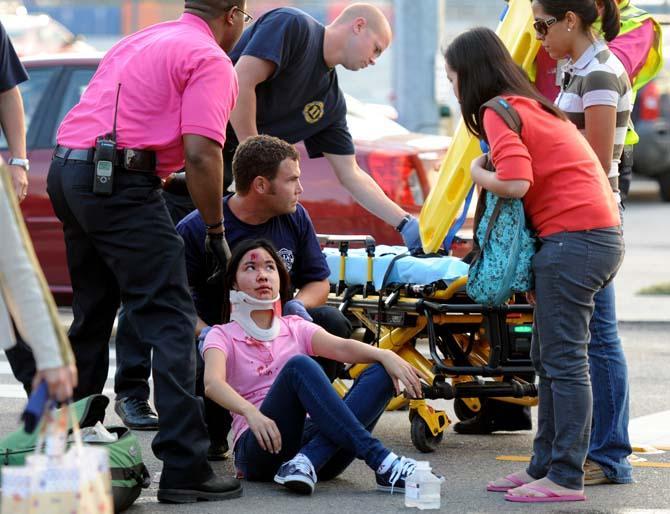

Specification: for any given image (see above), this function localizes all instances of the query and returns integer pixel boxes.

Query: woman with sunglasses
[201,238,438,496]
[532,0,635,488]
[445,27,624,502]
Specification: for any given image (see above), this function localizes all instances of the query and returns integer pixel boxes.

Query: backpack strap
[478,96,522,143]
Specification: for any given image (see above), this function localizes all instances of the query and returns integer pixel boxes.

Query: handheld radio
[93,83,122,196]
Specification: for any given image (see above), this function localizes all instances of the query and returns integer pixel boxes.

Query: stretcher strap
[443,185,474,252]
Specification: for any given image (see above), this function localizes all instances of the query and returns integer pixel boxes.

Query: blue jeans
[235,355,395,481]
[588,282,633,483]
[527,227,624,490]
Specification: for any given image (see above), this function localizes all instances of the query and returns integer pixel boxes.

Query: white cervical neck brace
[229,290,281,341]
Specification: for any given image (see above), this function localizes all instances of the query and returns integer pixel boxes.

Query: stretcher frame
[320,235,537,453]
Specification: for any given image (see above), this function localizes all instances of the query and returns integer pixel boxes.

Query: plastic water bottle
[404,461,442,510]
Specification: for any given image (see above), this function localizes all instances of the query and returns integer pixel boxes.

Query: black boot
[158,473,243,503]
[453,400,532,434]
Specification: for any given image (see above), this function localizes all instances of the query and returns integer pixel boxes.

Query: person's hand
[205,231,231,286]
[245,409,282,454]
[9,165,28,202]
[399,216,422,253]
[32,364,78,402]
[379,350,423,399]
[526,290,536,306]
[283,299,313,321]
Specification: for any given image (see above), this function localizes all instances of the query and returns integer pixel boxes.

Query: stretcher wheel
[410,416,444,453]
[454,398,480,421]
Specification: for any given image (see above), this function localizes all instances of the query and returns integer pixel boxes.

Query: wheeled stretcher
[319,235,537,453]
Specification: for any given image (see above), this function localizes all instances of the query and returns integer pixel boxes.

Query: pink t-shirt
[57,13,238,177]
[202,315,321,446]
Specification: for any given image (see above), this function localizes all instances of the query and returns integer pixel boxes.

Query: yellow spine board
[419,0,541,253]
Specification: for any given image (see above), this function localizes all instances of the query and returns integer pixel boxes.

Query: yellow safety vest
[594,0,664,144]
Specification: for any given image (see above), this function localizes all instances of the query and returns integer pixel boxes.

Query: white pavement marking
[629,410,670,450]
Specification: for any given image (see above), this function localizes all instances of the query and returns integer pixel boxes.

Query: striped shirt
[555,40,632,183]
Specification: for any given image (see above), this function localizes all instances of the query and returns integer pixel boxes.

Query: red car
[1,53,451,304]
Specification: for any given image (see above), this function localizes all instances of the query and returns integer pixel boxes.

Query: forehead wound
[249,252,258,261]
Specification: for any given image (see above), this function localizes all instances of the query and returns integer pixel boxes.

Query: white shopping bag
[1,403,113,514]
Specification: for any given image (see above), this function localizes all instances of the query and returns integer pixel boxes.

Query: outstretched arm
[311,328,423,398]
[324,152,408,228]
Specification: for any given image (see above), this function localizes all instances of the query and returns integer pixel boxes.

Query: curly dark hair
[232,135,300,195]
[221,238,293,323]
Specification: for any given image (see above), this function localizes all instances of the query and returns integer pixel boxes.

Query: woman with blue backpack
[444,27,624,503]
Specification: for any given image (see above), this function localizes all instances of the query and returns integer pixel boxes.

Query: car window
[51,68,96,145]
[0,67,58,149]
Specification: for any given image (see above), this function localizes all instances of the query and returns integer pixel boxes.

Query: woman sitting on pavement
[444,27,624,503]
[202,238,435,495]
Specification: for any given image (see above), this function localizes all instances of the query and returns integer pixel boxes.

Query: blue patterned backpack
[466,97,537,306]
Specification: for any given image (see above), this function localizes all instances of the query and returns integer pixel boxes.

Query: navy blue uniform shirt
[226,7,354,159]
[176,194,330,325]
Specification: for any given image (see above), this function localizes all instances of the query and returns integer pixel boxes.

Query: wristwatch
[8,157,30,172]
[395,214,412,232]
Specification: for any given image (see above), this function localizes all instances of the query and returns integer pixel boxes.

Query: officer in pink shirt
[46,0,248,504]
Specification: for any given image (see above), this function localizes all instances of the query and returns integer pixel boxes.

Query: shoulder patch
[278,248,295,271]
[303,101,325,124]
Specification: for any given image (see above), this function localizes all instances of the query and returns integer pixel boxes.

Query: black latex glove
[205,231,231,286]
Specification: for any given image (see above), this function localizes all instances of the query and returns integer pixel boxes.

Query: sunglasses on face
[533,16,558,36]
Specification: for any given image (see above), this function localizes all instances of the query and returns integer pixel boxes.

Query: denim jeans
[588,282,633,483]
[235,355,394,481]
[527,227,624,490]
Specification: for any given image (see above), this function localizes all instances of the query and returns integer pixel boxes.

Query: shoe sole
[157,485,243,503]
[273,474,314,495]
[124,424,159,431]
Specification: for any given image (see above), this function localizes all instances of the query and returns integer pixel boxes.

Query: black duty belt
[54,145,156,173]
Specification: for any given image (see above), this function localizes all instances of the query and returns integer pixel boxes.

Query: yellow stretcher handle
[419,0,541,253]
